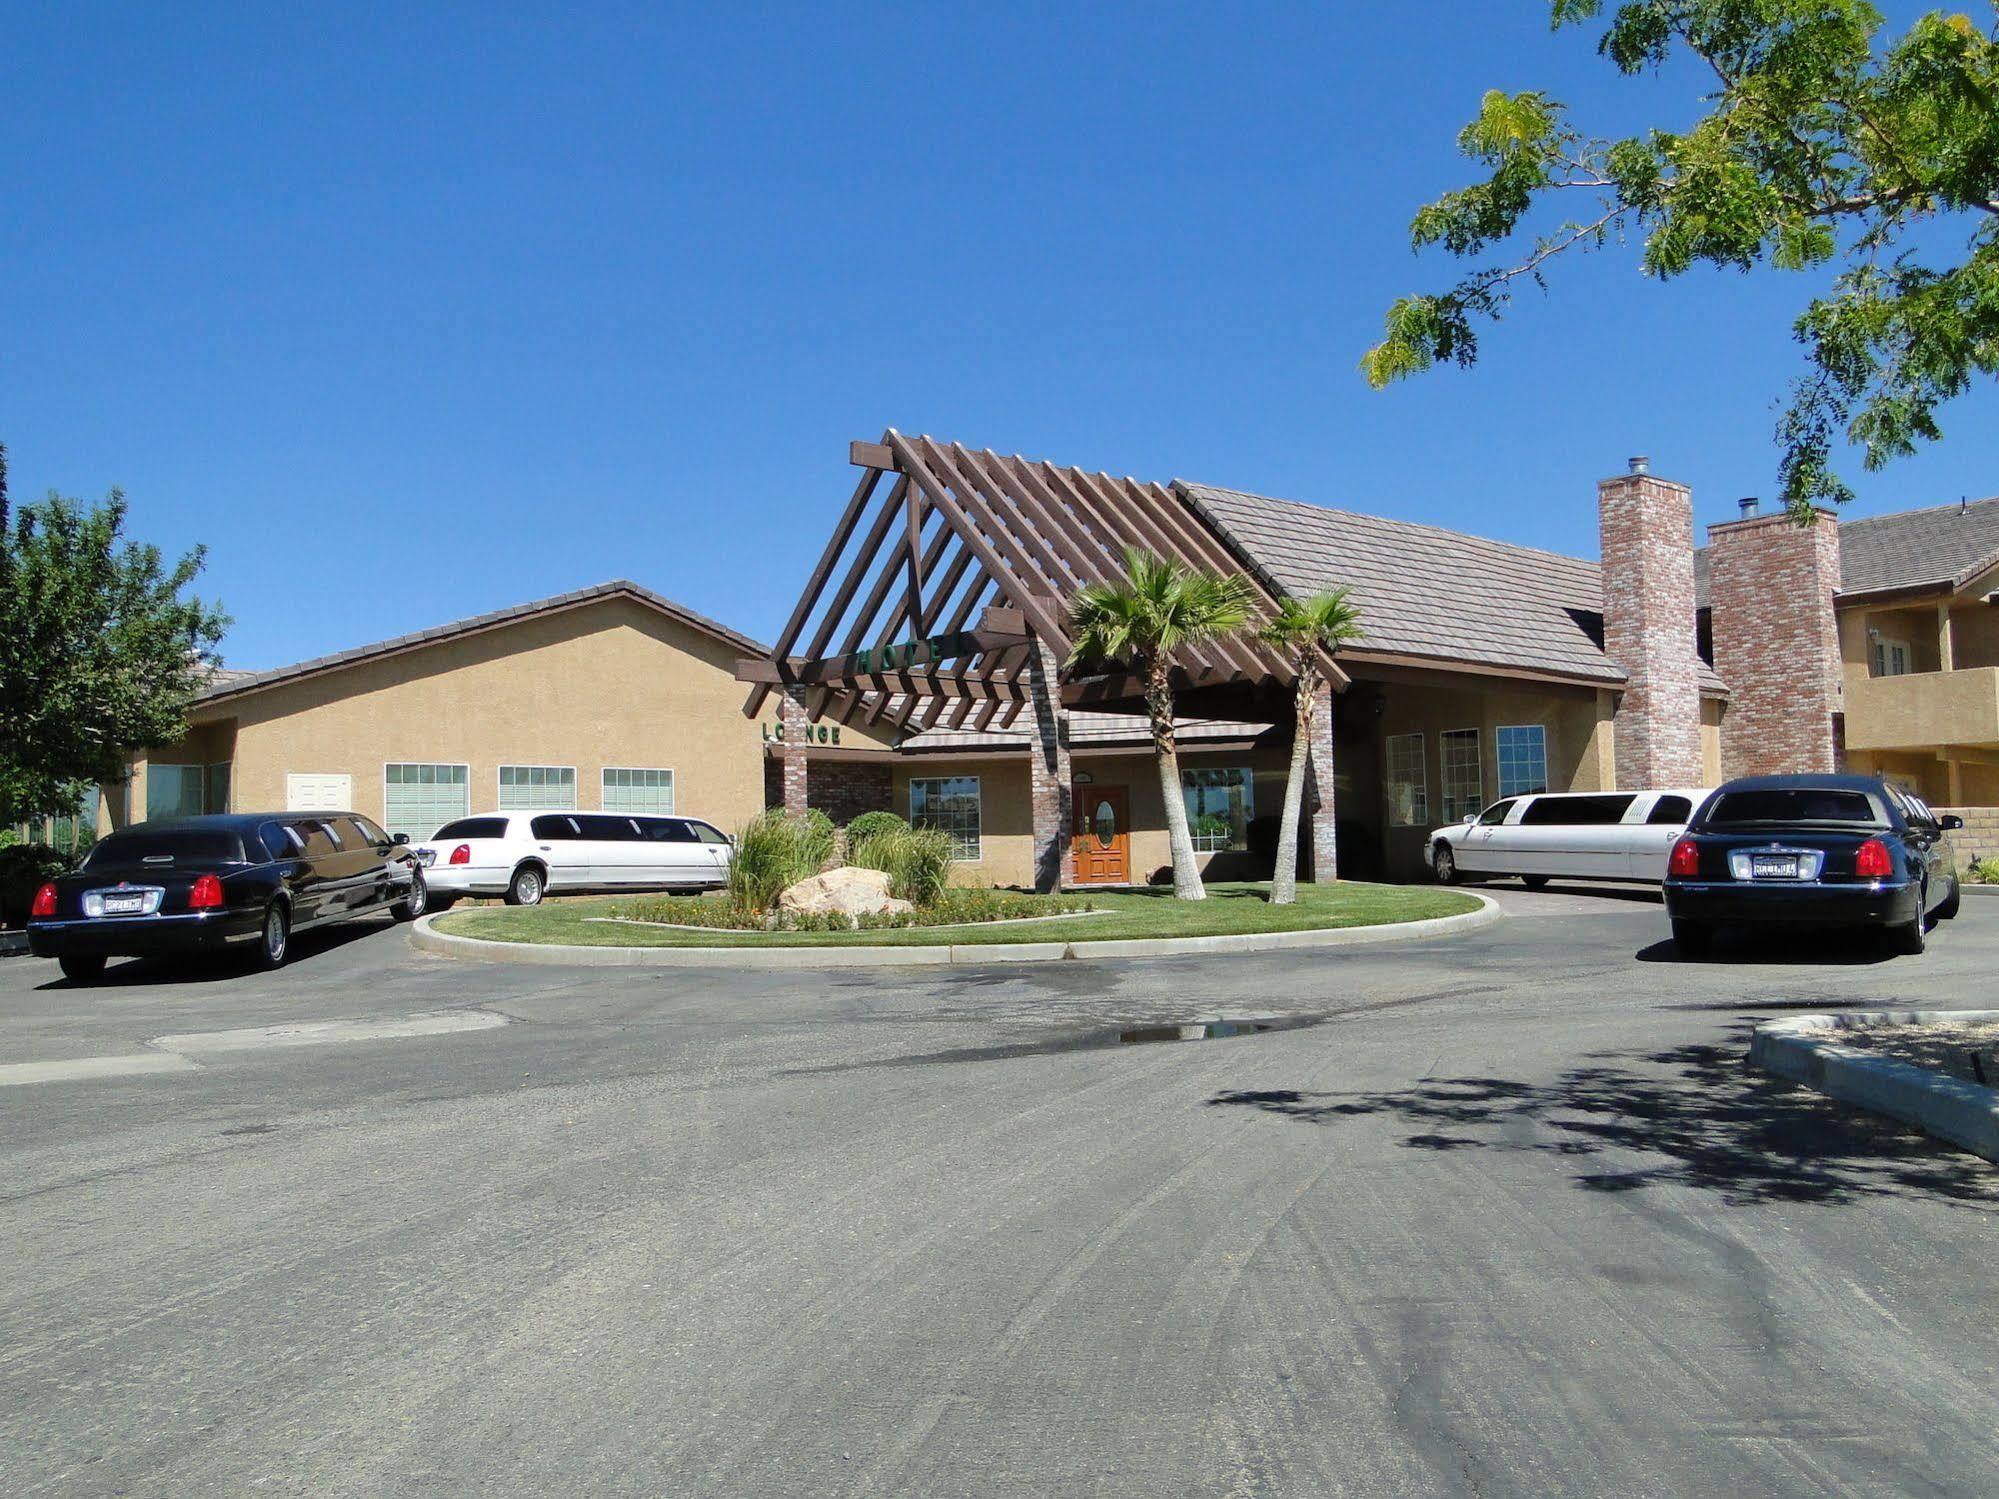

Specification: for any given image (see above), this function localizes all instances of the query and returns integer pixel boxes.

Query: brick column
[778,687,810,818]
[1305,678,1338,883]
[1599,460,1704,788]
[1708,509,1843,776]
[1025,636,1073,893]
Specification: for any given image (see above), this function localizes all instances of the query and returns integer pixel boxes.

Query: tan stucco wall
[1700,696,1725,786]
[116,597,769,836]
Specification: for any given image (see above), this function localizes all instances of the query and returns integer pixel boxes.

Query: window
[1646,795,1694,826]
[1385,733,1427,826]
[910,776,982,860]
[603,767,675,816]
[498,765,576,812]
[638,818,698,843]
[1870,636,1913,677]
[1496,725,1548,799]
[434,817,509,842]
[346,816,392,847]
[1439,730,1482,823]
[260,823,304,861]
[288,820,340,858]
[1477,799,1517,827]
[84,829,247,868]
[1707,788,1879,825]
[384,763,470,842]
[575,814,639,841]
[146,763,230,820]
[530,814,582,840]
[691,822,731,846]
[1520,794,1634,826]
[1182,766,1253,852]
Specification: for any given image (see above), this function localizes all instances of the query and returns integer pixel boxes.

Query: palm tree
[1067,547,1255,900]
[1261,589,1364,905]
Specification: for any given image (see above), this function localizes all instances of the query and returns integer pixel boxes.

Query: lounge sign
[762,720,842,744]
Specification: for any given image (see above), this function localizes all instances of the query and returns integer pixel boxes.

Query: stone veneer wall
[1941,806,1999,869]
[1598,468,1705,787]
[1709,510,1843,776]
[761,755,893,825]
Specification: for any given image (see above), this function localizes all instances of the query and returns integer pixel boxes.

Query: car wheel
[1936,877,1961,921]
[506,864,546,907]
[255,902,291,971]
[58,954,106,985]
[1520,875,1550,890]
[428,894,456,913]
[1670,919,1712,959]
[392,869,428,922]
[1432,843,1459,885]
[1890,905,1927,956]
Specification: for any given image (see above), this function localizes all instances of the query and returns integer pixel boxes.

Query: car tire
[1432,843,1459,884]
[1520,875,1550,890]
[1890,905,1927,956]
[428,894,457,913]
[58,954,106,985]
[255,902,291,971]
[505,864,546,907]
[1671,919,1712,959]
[392,869,428,922]
[1936,878,1961,921]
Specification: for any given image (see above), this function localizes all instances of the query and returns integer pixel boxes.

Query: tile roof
[901,710,1274,753]
[197,581,767,706]
[1694,495,1999,605]
[1181,483,1727,692]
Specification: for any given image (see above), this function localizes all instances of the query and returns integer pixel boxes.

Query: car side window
[435,817,508,841]
[693,822,731,846]
[1646,795,1693,826]
[262,822,304,861]
[639,818,698,843]
[576,814,640,841]
[1476,800,1516,826]
[1521,794,1634,827]
[289,820,338,858]
[347,815,391,847]
[530,815,580,840]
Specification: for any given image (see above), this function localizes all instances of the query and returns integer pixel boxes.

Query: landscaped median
[414,881,1498,967]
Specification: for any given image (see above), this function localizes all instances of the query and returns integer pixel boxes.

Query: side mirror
[1463,813,1476,825]
[393,831,410,845]
[1941,814,1965,831]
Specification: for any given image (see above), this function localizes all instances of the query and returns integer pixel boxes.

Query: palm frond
[1065,547,1255,670]
[1260,586,1365,653]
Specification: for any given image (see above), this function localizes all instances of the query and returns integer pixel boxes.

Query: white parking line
[151,1010,510,1054]
[0,1053,201,1087]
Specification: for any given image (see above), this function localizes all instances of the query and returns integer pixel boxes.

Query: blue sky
[4,2,1992,669]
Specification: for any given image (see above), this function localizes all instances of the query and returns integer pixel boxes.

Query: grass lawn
[432,880,1482,949]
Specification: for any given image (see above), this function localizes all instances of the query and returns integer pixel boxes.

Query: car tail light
[1854,838,1893,880]
[189,874,225,910]
[449,844,471,865]
[1668,838,1701,878]
[30,882,57,919]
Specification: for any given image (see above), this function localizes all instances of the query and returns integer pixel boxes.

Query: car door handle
[539,845,552,852]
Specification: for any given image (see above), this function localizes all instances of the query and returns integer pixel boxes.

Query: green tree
[1363,2,1999,516]
[1066,548,1255,900]
[1260,588,1365,906]
[0,445,230,822]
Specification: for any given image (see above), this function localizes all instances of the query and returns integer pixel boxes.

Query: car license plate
[101,893,146,914]
[1750,855,1800,880]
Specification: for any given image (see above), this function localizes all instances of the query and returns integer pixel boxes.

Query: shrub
[848,823,953,905]
[1969,856,1999,886]
[845,810,908,845]
[728,810,837,913]
[0,842,75,928]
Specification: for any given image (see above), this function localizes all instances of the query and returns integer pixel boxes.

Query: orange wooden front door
[1071,785,1131,884]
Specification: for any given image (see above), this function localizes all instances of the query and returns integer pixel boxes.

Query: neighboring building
[99,441,1999,882]
[102,582,774,843]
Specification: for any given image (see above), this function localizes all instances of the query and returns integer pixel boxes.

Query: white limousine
[413,812,734,907]
[1426,788,1711,887]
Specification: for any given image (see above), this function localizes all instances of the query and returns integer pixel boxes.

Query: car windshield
[1705,789,1879,826]
[83,829,246,868]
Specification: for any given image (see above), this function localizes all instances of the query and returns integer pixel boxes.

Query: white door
[287,773,353,813]
[528,814,590,890]
[1456,799,1520,874]
[1620,792,1698,880]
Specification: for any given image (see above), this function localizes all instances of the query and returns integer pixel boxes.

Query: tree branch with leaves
[1363,1,1999,517]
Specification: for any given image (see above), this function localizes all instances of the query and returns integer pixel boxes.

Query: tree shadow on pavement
[1207,1029,1999,1209]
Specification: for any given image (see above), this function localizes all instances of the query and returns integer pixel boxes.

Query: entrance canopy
[737,431,1347,733]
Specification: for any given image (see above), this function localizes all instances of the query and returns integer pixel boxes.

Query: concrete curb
[409,891,1503,969]
[1750,1010,1999,1163]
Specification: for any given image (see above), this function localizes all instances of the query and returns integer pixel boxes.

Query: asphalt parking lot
[4,884,1997,1496]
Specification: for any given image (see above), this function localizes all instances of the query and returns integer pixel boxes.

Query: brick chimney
[1707,508,1843,775]
[1599,458,1704,788]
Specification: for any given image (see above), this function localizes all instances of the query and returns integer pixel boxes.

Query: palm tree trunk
[1147,660,1205,900]
[1270,664,1317,905]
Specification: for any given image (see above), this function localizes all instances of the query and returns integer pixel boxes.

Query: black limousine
[27,812,428,982]
[1662,774,1962,957]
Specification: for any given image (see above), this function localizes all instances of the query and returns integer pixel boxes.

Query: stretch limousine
[413,812,735,907]
[1427,788,1711,886]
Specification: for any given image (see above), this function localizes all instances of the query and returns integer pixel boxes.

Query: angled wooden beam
[924,440,1078,612]
[743,464,882,718]
[850,439,895,470]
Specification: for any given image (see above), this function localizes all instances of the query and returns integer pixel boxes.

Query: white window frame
[1870,636,1913,677]
[496,763,578,812]
[1495,724,1549,800]
[909,775,982,862]
[601,766,676,815]
[146,762,229,821]
[1385,733,1428,827]
[382,761,472,842]
[1439,728,1483,824]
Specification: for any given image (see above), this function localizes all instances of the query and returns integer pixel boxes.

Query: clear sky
[4,2,1992,670]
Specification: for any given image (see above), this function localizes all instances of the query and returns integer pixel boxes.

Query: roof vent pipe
[1738,496,1761,517]
[1628,455,1650,475]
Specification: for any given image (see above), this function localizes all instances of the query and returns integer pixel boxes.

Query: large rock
[777,866,914,921]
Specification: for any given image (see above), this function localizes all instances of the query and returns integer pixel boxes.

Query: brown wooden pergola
[736,432,1346,889]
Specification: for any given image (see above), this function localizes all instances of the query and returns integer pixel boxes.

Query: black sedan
[27,811,428,983]
[1662,774,1962,957]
